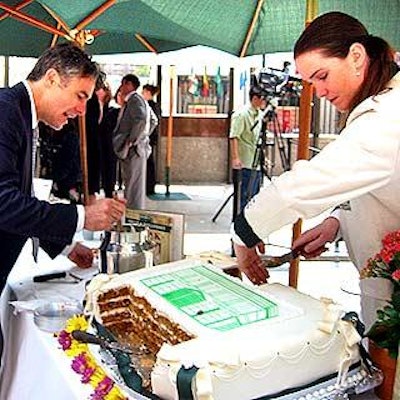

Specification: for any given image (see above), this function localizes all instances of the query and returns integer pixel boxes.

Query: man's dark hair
[27,43,99,82]
[249,85,264,100]
[143,84,159,96]
[95,70,107,91]
[122,74,141,90]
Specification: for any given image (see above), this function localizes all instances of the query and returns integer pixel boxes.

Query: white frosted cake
[85,260,362,400]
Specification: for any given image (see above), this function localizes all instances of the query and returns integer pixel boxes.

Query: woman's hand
[233,241,269,285]
[292,217,340,258]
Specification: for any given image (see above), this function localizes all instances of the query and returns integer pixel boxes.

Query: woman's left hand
[233,241,269,285]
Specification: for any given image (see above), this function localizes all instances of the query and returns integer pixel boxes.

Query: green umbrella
[1,0,398,58]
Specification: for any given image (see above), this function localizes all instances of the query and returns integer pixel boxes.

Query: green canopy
[0,0,398,57]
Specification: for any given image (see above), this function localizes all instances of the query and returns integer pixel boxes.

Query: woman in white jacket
[232,11,400,329]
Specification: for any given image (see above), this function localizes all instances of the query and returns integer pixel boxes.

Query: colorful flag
[239,70,247,90]
[187,68,199,96]
[202,66,210,97]
[215,66,223,98]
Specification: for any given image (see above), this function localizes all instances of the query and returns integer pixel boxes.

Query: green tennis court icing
[140,265,279,331]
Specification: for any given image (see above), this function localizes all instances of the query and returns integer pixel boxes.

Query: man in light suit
[0,43,126,294]
[113,74,158,209]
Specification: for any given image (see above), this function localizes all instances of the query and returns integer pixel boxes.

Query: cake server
[260,249,301,268]
[71,330,136,355]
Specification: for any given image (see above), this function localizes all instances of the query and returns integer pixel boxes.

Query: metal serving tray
[33,301,83,333]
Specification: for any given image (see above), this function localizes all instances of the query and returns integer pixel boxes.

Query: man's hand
[84,198,126,231]
[233,241,269,285]
[231,158,242,169]
[292,217,340,258]
[68,242,93,268]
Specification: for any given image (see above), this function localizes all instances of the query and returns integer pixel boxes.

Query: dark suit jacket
[0,83,78,292]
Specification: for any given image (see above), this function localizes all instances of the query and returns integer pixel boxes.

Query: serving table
[0,240,378,400]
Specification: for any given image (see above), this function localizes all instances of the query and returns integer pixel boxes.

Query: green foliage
[367,291,400,359]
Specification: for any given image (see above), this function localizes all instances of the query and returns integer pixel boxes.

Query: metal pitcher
[100,225,147,274]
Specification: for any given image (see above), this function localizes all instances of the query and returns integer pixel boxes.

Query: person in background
[232,11,400,330]
[229,86,265,211]
[112,74,158,209]
[97,81,118,198]
[85,72,106,202]
[0,43,126,294]
[142,84,161,196]
[38,118,82,202]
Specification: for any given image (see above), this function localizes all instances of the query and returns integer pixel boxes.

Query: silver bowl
[33,301,83,333]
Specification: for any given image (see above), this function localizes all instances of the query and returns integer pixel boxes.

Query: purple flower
[81,366,96,383]
[71,354,89,374]
[58,330,72,351]
[91,376,114,398]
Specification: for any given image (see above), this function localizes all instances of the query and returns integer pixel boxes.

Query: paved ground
[145,183,362,314]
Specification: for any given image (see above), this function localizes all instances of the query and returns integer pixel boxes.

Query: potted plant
[360,229,400,399]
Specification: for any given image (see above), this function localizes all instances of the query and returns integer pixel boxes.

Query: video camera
[254,66,302,99]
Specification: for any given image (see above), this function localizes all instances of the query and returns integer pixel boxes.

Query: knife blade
[260,249,300,268]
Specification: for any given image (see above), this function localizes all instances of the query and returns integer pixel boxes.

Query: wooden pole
[288,0,317,288]
[0,0,33,22]
[239,0,265,58]
[74,0,116,31]
[165,65,175,196]
[0,2,69,38]
[135,34,158,53]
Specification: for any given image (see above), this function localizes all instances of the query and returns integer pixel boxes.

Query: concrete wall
[157,136,228,183]
[154,113,340,183]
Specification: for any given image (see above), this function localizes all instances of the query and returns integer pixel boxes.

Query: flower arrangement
[57,315,127,400]
[361,230,400,359]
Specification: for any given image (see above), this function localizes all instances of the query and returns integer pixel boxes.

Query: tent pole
[0,0,33,22]
[135,34,158,53]
[165,65,175,196]
[4,55,9,87]
[0,2,69,38]
[74,0,116,31]
[239,0,265,58]
[74,31,90,205]
[288,0,317,288]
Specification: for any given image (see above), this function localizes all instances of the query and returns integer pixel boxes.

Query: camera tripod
[211,101,291,223]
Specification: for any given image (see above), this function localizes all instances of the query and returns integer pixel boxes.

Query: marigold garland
[56,315,128,400]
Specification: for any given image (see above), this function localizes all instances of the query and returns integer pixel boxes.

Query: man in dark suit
[0,43,126,294]
[112,74,158,209]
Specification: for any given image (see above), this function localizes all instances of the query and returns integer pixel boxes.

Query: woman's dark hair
[294,12,395,112]
[143,84,160,96]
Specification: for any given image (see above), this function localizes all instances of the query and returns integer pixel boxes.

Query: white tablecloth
[0,240,94,400]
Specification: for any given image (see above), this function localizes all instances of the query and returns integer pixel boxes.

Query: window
[176,70,230,115]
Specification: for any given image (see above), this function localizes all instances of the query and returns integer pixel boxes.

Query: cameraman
[229,86,265,211]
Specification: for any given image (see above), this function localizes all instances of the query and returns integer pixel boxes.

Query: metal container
[33,301,83,333]
[100,224,154,274]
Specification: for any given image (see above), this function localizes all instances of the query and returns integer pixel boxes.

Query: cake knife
[71,330,137,355]
[260,249,301,268]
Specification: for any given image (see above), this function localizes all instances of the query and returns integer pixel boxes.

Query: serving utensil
[33,271,82,283]
[260,249,301,268]
[71,330,147,356]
